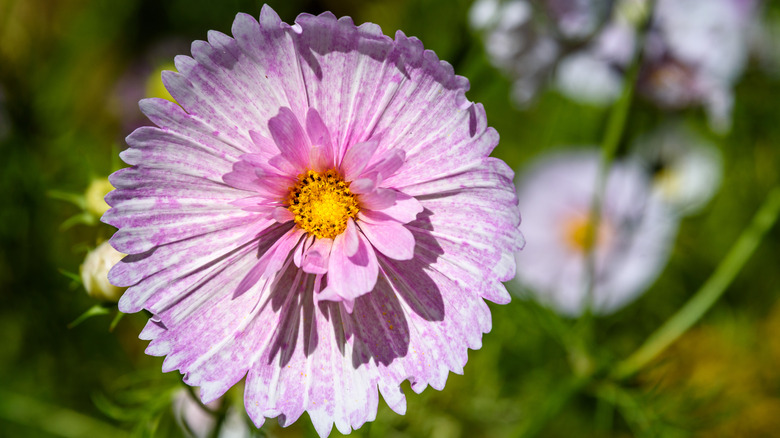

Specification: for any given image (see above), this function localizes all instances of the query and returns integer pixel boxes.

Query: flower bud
[84,178,113,218]
[80,241,126,302]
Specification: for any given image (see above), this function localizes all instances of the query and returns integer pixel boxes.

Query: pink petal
[320,229,378,303]
[365,148,405,179]
[343,218,360,257]
[273,207,294,223]
[305,108,335,170]
[358,220,415,261]
[268,107,309,170]
[358,187,396,210]
[234,227,304,296]
[370,190,423,223]
[348,177,377,194]
[301,237,333,274]
[341,139,379,181]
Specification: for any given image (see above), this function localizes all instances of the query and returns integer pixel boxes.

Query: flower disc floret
[287,169,359,239]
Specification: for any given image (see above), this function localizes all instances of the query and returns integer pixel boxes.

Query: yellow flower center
[287,169,359,239]
[562,214,612,252]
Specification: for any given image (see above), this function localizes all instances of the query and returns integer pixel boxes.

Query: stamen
[287,170,359,239]
[562,214,612,252]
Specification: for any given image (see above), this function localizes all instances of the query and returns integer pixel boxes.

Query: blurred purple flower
[638,0,759,132]
[513,150,677,316]
[469,0,612,105]
[473,0,760,131]
[104,6,522,436]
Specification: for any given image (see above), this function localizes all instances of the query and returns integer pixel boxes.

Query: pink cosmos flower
[104,6,522,436]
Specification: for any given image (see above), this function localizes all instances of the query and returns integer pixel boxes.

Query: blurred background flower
[633,122,722,216]
[513,150,678,316]
[2,0,780,436]
[471,0,762,132]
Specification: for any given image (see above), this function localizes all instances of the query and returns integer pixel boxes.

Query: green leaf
[109,310,124,332]
[58,268,82,284]
[60,211,98,230]
[68,304,110,329]
[47,190,86,209]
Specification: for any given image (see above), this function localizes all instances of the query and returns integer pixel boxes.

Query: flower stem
[611,187,780,380]
[581,0,652,318]
[516,375,593,438]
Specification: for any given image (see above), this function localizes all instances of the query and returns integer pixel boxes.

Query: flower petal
[301,237,333,274]
[368,190,423,223]
[321,229,378,304]
[341,139,379,181]
[358,187,396,210]
[268,107,310,171]
[358,220,415,261]
[305,108,336,170]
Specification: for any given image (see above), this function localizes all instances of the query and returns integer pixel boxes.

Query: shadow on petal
[259,210,443,372]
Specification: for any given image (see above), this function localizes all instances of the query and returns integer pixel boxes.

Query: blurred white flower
[555,19,635,104]
[80,241,127,302]
[633,124,723,216]
[172,389,250,438]
[556,51,624,105]
[470,0,600,106]
[513,150,678,316]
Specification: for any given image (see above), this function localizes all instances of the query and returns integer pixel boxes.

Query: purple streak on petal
[138,98,248,159]
[292,13,397,161]
[123,127,235,181]
[111,218,271,312]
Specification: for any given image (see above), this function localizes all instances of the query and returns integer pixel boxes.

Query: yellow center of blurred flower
[562,214,611,252]
[288,169,359,239]
[655,167,682,200]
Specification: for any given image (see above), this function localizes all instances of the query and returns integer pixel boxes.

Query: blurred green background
[1,0,780,437]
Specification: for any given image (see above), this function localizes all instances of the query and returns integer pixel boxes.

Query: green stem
[515,375,592,438]
[581,0,653,319]
[612,187,780,380]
